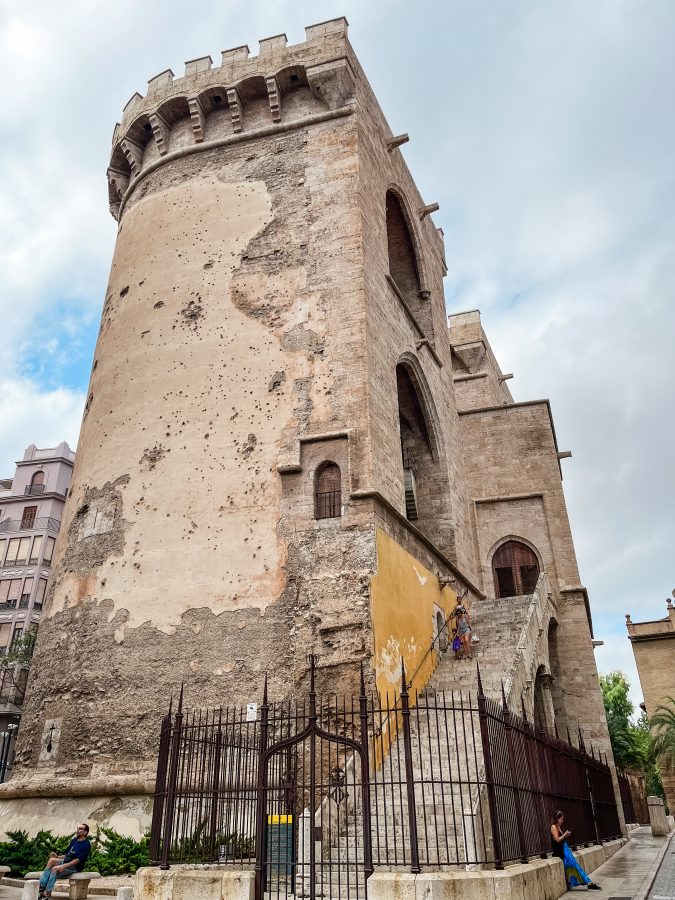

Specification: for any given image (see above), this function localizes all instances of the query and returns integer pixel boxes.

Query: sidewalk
[561,826,674,899]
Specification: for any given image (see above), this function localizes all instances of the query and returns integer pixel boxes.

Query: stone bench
[24,870,101,900]
[0,865,11,876]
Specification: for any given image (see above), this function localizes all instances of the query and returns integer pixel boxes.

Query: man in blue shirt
[38,824,91,899]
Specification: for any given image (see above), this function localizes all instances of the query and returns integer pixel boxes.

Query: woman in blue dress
[550,811,602,890]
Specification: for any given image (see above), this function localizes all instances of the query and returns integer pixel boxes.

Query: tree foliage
[651,696,675,769]
[600,671,665,802]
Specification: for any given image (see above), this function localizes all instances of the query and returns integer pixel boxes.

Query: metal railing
[0,517,61,534]
[314,490,341,520]
[24,485,45,495]
[402,448,417,472]
[150,662,621,890]
[617,768,636,825]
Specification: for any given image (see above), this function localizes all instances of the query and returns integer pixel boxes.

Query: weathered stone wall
[12,31,378,792]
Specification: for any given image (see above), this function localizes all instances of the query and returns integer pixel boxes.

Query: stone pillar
[647,795,669,836]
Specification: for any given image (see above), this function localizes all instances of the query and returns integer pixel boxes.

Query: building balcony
[24,484,45,495]
[0,603,17,612]
[0,517,61,534]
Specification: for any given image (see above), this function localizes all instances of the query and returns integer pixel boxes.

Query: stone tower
[0,18,617,837]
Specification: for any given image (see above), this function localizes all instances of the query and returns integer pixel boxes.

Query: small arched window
[314,463,342,520]
[492,540,540,598]
[29,471,45,494]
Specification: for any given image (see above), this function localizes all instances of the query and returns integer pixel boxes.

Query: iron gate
[255,656,372,900]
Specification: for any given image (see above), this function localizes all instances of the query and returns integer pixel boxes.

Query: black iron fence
[150,660,620,898]
[617,767,636,825]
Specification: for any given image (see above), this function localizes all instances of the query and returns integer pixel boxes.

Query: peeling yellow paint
[370,528,458,700]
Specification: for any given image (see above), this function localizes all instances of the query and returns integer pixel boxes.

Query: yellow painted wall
[370,528,458,702]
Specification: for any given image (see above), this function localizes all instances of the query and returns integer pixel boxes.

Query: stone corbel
[148,112,170,156]
[306,58,355,110]
[107,166,130,201]
[226,87,243,133]
[266,76,281,122]
[120,138,144,177]
[188,96,206,142]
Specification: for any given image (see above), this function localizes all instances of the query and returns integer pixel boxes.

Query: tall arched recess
[386,190,434,338]
[396,359,454,558]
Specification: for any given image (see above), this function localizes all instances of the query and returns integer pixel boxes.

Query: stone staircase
[317,578,555,893]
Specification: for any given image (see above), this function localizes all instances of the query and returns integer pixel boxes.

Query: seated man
[38,823,91,899]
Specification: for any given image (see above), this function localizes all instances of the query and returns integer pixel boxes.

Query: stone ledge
[134,867,254,900]
[367,839,625,900]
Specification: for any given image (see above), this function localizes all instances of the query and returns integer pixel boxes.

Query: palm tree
[651,697,675,769]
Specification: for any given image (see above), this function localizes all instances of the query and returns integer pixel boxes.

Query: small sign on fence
[246,702,257,721]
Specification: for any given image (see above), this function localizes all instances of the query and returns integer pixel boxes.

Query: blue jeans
[39,862,77,894]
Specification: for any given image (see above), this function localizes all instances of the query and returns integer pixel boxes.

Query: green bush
[0,828,149,878]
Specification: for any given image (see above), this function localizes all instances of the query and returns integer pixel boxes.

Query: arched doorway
[492,540,540,598]
[396,360,452,555]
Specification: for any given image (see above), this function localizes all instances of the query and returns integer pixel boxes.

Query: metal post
[400,659,421,873]
[359,664,374,879]
[254,675,270,900]
[208,711,223,861]
[149,701,172,865]
[308,655,317,900]
[501,683,528,864]
[476,665,504,869]
[160,685,184,869]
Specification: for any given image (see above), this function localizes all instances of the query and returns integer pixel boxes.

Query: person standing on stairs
[455,604,473,660]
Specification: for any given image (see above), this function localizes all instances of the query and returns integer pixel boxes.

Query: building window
[10,625,23,648]
[35,578,48,610]
[43,536,55,567]
[314,463,342,520]
[29,535,42,565]
[26,471,46,495]
[5,537,30,566]
[19,577,33,609]
[492,540,541,598]
[20,506,38,529]
[0,579,21,608]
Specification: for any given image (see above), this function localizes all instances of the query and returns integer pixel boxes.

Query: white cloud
[0,378,84,476]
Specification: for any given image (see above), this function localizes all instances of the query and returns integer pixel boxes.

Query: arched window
[386,191,420,298]
[29,471,45,494]
[314,463,342,520]
[492,540,540,598]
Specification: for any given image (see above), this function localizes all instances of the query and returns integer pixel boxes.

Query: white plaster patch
[376,636,403,688]
[412,565,428,586]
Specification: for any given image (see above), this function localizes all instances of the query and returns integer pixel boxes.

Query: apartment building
[0,441,74,759]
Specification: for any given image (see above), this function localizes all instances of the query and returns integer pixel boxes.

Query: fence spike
[566,726,572,746]
[520,695,528,724]
[476,662,484,697]
[177,682,184,715]
[359,661,366,698]
[168,693,173,718]
[500,680,508,710]
[401,657,408,694]
[553,720,559,739]
[262,672,269,707]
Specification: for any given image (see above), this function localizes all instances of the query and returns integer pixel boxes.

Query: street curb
[633,829,675,900]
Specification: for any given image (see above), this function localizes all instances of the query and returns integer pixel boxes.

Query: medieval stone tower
[0,18,617,836]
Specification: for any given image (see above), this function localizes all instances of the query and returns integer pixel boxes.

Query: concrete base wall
[135,868,254,900]
[0,793,152,841]
[133,841,623,900]
[366,839,624,900]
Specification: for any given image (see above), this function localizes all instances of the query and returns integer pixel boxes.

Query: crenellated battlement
[107,17,356,220]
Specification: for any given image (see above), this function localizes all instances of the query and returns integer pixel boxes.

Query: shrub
[0,828,149,878]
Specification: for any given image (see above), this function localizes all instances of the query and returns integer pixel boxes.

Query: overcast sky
[1,0,673,713]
